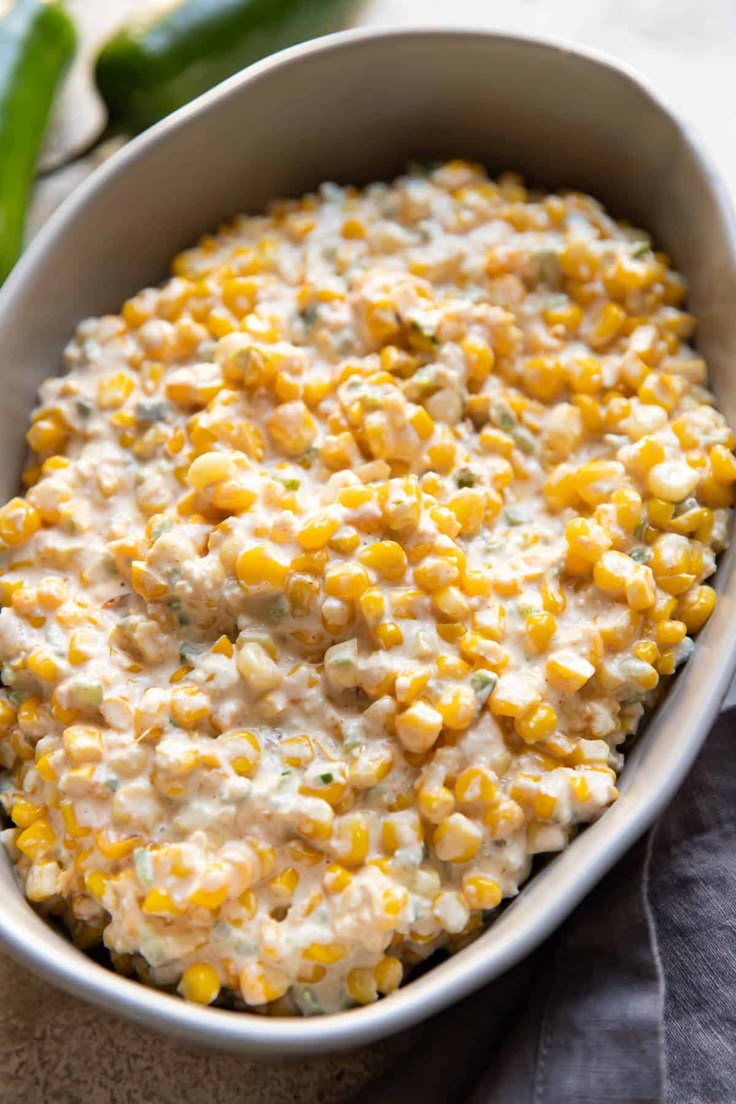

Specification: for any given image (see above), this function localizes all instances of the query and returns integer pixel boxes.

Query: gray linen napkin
[355,711,736,1104]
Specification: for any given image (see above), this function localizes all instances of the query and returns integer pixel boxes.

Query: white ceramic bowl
[1,27,735,1055]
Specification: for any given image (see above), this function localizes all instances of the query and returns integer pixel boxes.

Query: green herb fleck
[456,469,476,489]
[300,305,318,327]
[134,847,153,886]
[470,670,497,706]
[151,517,174,541]
[281,769,291,777]
[75,398,92,418]
[104,778,120,792]
[632,240,651,258]
[409,319,439,349]
[319,772,334,784]
[270,595,290,620]
[282,478,300,491]
[300,445,319,469]
[179,642,201,665]
[504,507,526,526]
[135,400,168,423]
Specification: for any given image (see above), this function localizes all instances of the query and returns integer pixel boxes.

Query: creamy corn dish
[0,161,733,1016]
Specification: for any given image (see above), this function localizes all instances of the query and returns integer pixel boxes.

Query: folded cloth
[354,711,736,1104]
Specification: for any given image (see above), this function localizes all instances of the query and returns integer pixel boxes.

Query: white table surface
[8,3,736,1101]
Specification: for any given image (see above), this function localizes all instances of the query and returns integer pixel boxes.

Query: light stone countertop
[7,2,736,1100]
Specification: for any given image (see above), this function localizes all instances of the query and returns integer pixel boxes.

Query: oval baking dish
[0,27,735,1055]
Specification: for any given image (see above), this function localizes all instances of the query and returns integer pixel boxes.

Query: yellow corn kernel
[431,586,470,622]
[331,813,369,866]
[26,415,67,456]
[225,730,261,775]
[323,863,353,894]
[515,702,558,743]
[324,562,370,600]
[448,489,486,535]
[35,752,56,782]
[95,829,141,860]
[84,870,110,900]
[633,639,660,665]
[97,371,134,410]
[16,819,55,860]
[589,302,626,348]
[179,963,221,1005]
[593,551,656,610]
[341,216,366,239]
[270,867,300,897]
[375,956,403,995]
[543,301,582,333]
[413,555,460,592]
[710,444,736,483]
[541,575,567,615]
[523,355,565,402]
[190,880,229,910]
[359,540,408,581]
[433,813,483,863]
[436,685,477,730]
[544,466,582,511]
[303,941,347,964]
[648,535,698,596]
[236,545,288,590]
[611,487,643,531]
[545,651,595,693]
[575,460,625,508]
[27,648,60,682]
[409,406,435,441]
[296,512,340,550]
[647,460,700,504]
[346,967,378,1005]
[63,724,103,764]
[417,785,455,824]
[396,701,443,755]
[525,611,557,653]
[489,674,541,719]
[455,767,498,806]
[240,962,290,1006]
[280,734,313,768]
[653,619,687,646]
[11,796,44,829]
[462,873,503,911]
[60,801,90,839]
[267,401,317,456]
[236,640,282,692]
[296,801,334,841]
[131,562,167,600]
[68,629,96,666]
[373,621,403,649]
[170,684,210,727]
[0,498,41,546]
[565,517,612,567]
[598,610,641,653]
[186,451,235,489]
[142,886,182,915]
[677,585,716,634]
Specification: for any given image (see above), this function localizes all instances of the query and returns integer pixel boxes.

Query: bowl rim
[1,23,735,1056]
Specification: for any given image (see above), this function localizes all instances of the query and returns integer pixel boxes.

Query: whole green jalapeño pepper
[0,0,75,282]
[95,0,354,134]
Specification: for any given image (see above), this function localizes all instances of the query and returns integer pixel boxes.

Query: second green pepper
[95,0,355,135]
